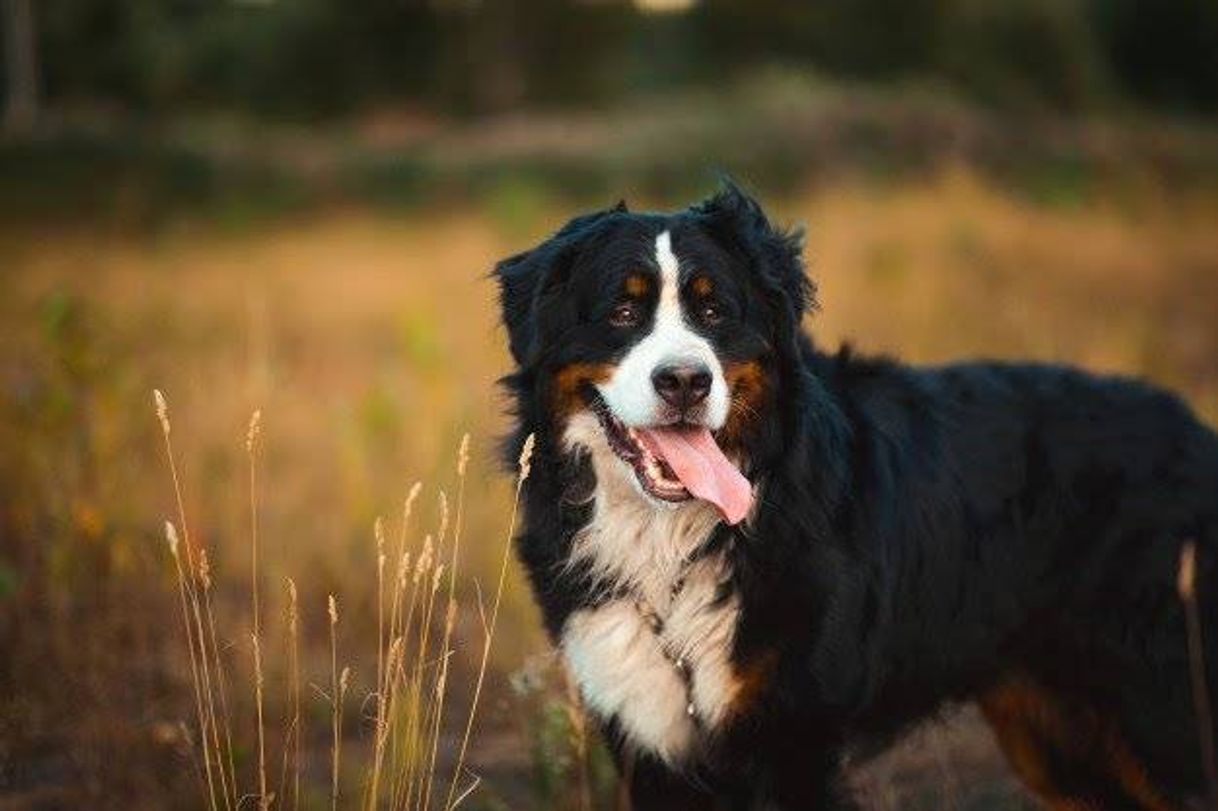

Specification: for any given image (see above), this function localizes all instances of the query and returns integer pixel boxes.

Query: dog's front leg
[750,743,858,811]
[621,752,726,811]
[616,750,743,811]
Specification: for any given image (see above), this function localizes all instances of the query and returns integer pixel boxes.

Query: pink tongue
[638,427,753,525]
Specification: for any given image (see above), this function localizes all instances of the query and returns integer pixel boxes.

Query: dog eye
[699,303,723,325]
[609,302,640,328]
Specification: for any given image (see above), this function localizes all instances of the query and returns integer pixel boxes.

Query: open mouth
[588,392,692,502]
[581,385,755,524]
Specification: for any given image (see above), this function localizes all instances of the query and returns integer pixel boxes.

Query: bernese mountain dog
[495,182,1218,810]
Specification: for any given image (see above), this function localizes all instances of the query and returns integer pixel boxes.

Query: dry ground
[2,170,1218,809]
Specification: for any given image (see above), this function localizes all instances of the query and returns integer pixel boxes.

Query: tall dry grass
[153,387,534,809]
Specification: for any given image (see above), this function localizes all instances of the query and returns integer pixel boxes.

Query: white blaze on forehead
[595,229,729,429]
[655,230,681,317]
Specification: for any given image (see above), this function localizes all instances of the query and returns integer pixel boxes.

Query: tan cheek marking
[719,359,768,449]
[625,273,649,297]
[691,275,713,297]
[553,362,614,418]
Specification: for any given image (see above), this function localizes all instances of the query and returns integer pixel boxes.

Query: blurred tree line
[4,0,1218,125]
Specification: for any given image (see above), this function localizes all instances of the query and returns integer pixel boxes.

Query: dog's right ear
[495,202,625,366]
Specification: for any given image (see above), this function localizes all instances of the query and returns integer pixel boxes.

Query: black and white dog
[495,183,1218,810]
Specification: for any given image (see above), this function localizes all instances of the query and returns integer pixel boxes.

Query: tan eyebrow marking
[691,275,713,297]
[625,273,650,297]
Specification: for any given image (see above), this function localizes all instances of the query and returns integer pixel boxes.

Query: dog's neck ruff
[559,413,743,766]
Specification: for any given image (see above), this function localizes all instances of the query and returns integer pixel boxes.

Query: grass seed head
[198,548,212,591]
[458,433,470,476]
[404,481,423,521]
[246,409,262,453]
[518,433,535,481]
[153,389,170,435]
[397,552,412,588]
[387,636,404,667]
[287,578,299,628]
[414,535,434,584]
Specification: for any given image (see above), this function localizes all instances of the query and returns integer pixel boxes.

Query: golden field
[3,170,1218,810]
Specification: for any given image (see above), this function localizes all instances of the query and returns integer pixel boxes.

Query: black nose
[652,363,713,410]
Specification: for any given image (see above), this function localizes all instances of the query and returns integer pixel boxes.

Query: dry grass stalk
[199,547,240,810]
[246,408,269,811]
[1178,540,1218,810]
[408,557,445,809]
[448,775,482,810]
[195,547,229,803]
[247,408,263,631]
[166,520,220,811]
[386,487,424,739]
[156,413,505,811]
[388,484,423,672]
[367,517,389,811]
[155,391,237,811]
[329,594,342,811]
[251,631,270,810]
[367,635,405,811]
[376,484,422,810]
[387,542,422,810]
[413,504,449,762]
[366,449,481,811]
[422,437,470,811]
[281,577,302,811]
[396,533,438,811]
[421,602,457,811]
[376,516,387,707]
[444,433,534,810]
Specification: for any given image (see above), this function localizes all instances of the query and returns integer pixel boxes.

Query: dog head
[497,182,812,524]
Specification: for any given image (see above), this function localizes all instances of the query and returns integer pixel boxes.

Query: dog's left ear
[496,202,625,366]
[694,180,814,318]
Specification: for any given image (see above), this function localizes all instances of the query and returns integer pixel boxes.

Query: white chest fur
[559,414,743,765]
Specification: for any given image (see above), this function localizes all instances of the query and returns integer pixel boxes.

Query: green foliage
[0,559,17,600]
[936,0,1111,113]
[529,700,577,804]
[22,0,1218,119]
[480,174,553,238]
[397,309,441,369]
[510,655,619,810]
[1092,0,1218,113]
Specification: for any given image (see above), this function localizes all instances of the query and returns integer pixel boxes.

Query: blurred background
[3,1,1218,809]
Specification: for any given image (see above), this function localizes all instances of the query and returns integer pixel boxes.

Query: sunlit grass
[153,382,535,810]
